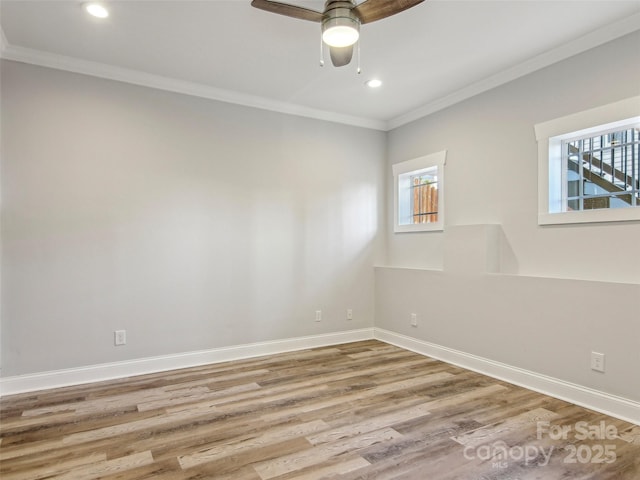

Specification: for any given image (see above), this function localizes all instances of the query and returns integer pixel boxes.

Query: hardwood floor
[1,340,639,479]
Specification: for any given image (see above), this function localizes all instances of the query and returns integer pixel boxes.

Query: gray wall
[379,31,640,402]
[385,31,640,283]
[376,268,640,402]
[2,29,639,408]
[1,61,386,376]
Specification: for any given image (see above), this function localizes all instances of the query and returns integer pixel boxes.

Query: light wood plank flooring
[1,340,639,479]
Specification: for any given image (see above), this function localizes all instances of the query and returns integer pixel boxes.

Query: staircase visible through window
[564,127,639,211]
[535,96,640,225]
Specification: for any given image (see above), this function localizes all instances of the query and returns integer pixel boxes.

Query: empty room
[1,1,639,479]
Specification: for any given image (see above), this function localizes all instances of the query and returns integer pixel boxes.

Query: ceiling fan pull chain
[319,35,325,67]
[357,39,361,74]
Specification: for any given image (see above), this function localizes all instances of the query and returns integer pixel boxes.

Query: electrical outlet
[346,309,353,320]
[410,313,417,327]
[114,330,127,346]
[315,310,322,322]
[591,351,605,372]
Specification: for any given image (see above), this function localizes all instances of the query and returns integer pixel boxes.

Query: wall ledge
[374,265,444,273]
[486,272,640,286]
[375,265,640,286]
[0,329,374,396]
[374,328,640,426]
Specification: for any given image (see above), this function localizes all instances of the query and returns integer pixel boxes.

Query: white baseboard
[0,328,374,396]
[374,328,640,426]
[3,327,638,427]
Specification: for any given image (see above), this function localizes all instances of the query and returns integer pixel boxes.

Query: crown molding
[1,12,639,132]
[388,12,640,130]
[0,43,387,131]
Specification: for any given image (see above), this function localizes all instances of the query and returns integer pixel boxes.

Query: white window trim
[535,96,640,225]
[392,150,446,233]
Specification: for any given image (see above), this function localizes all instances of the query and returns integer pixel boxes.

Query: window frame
[392,150,446,233]
[535,96,640,225]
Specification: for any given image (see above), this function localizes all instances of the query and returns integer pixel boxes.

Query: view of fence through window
[564,127,640,211]
[412,169,438,223]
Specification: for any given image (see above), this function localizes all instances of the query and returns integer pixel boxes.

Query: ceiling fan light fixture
[252,0,425,67]
[322,3,360,48]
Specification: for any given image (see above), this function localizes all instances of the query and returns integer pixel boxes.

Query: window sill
[538,207,640,225]
[394,223,444,233]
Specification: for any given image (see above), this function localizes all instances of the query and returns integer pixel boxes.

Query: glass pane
[563,125,640,211]
[582,197,610,210]
[410,170,438,224]
[583,194,633,210]
[567,198,580,211]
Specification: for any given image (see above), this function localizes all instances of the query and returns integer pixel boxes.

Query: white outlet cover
[590,352,605,372]
[114,330,127,346]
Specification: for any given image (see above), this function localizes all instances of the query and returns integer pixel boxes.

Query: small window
[535,96,640,225]
[393,151,446,232]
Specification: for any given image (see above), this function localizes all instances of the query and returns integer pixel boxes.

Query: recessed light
[83,2,109,19]
[366,79,382,88]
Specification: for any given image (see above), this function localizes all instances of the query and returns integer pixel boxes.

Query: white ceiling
[2,1,640,130]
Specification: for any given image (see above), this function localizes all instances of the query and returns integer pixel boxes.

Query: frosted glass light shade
[322,11,359,48]
[83,3,109,18]
[322,24,359,47]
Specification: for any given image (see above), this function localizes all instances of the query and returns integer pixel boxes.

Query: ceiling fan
[251,0,425,67]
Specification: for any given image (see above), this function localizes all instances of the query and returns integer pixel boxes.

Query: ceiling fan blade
[353,0,425,24]
[251,0,323,22]
[329,45,354,67]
